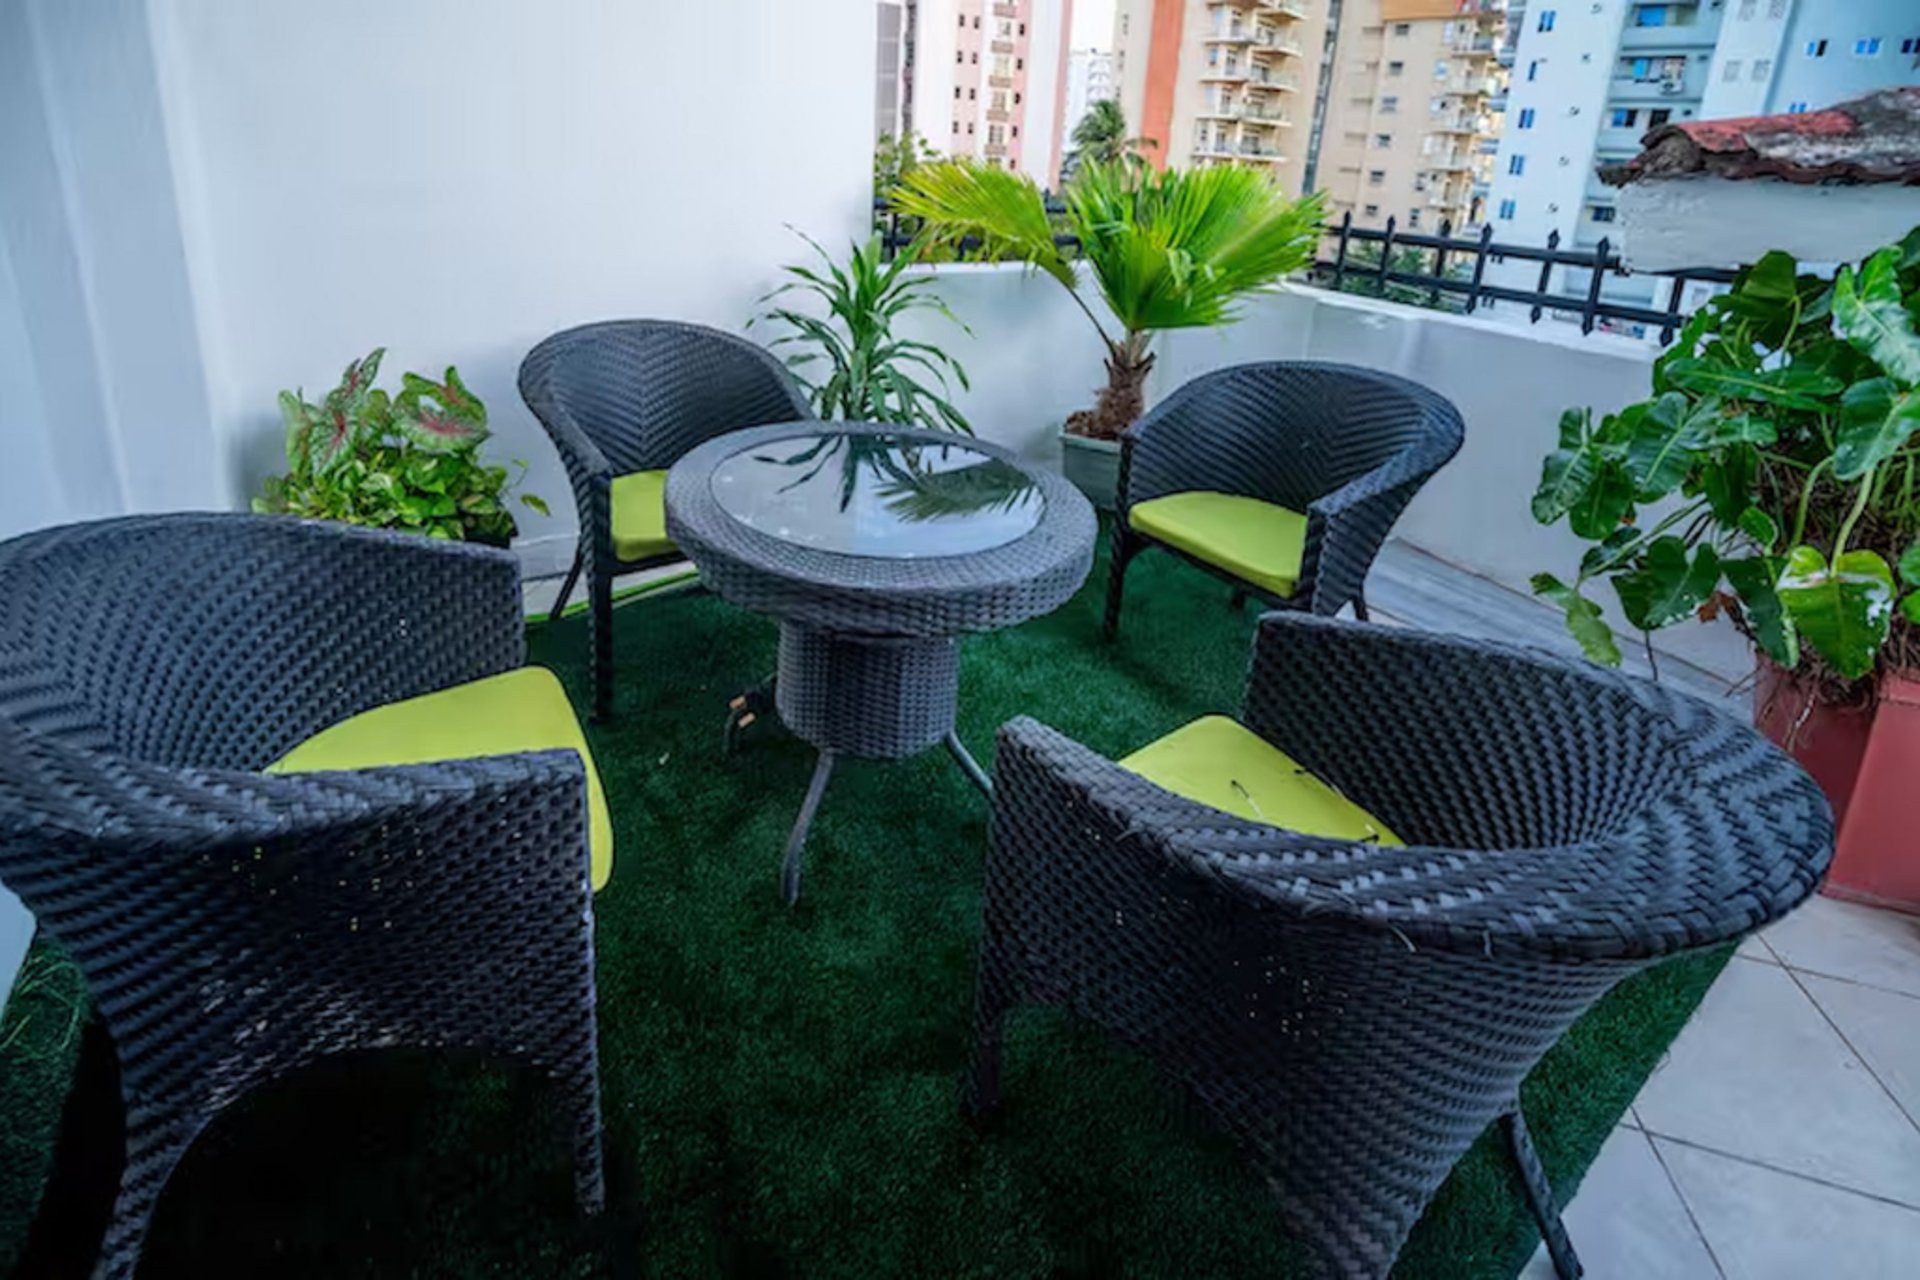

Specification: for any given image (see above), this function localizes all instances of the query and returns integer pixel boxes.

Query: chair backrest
[0,515,521,771]
[518,320,812,476]
[1126,361,1463,512]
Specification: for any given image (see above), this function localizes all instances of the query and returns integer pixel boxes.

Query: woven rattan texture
[1106,362,1465,630]
[0,515,605,1280]
[775,626,960,759]
[974,613,1831,1277]
[518,319,815,717]
[666,424,1097,638]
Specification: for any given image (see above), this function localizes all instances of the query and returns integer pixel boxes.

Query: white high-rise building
[1485,0,1917,332]
[1060,47,1120,178]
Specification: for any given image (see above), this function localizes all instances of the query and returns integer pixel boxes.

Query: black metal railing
[1312,211,1737,344]
[872,200,1736,345]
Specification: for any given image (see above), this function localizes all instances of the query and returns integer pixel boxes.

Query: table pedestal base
[743,623,992,903]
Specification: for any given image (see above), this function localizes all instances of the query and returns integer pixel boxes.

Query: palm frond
[890,161,1077,291]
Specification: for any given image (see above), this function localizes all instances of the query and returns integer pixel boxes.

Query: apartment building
[1060,47,1119,163]
[911,0,1076,186]
[1700,0,1920,119]
[1487,0,1916,329]
[1317,1,1507,234]
[877,1,912,142]
[1112,0,1335,196]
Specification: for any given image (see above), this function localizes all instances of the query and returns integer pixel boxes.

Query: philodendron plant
[1532,229,1920,688]
[256,348,547,544]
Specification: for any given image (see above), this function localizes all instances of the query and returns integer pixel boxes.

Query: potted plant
[891,159,1324,508]
[255,348,546,546]
[750,231,973,433]
[1531,229,1920,909]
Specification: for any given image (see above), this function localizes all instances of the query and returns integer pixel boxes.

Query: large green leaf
[1567,459,1635,540]
[1832,247,1920,386]
[1613,537,1720,631]
[1901,541,1920,587]
[1723,555,1798,668]
[1696,447,1755,525]
[1623,392,1714,500]
[1531,442,1600,525]
[1776,545,1895,680]
[1832,377,1920,481]
[1662,358,1845,411]
[1531,573,1622,666]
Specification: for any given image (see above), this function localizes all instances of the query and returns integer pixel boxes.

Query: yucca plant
[892,159,1325,439]
[751,232,973,434]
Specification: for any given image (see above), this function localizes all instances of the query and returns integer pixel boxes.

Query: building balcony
[1246,70,1299,92]
[1206,26,1256,44]
[1426,154,1472,172]
[1428,114,1478,134]
[1618,23,1721,52]
[1200,63,1252,82]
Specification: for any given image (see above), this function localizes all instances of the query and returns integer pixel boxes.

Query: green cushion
[1128,491,1308,599]
[611,469,675,563]
[1119,715,1400,844]
[268,668,614,891]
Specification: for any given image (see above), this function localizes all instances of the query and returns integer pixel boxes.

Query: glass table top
[709,432,1043,559]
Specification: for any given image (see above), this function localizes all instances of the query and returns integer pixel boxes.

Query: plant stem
[1834,464,1877,559]
[1789,455,1832,551]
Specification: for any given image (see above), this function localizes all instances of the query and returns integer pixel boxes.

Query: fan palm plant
[892,160,1324,439]
[751,231,973,434]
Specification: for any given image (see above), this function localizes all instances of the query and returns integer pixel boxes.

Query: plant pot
[1059,430,1123,512]
[1754,660,1920,914]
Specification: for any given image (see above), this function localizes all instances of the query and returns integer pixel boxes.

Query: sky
[1072,0,1116,50]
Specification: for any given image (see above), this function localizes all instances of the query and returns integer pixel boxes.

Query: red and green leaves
[394,367,489,453]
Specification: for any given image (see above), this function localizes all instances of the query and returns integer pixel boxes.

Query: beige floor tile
[1800,972,1920,1126]
[1763,898,1920,998]
[1519,1127,1718,1279]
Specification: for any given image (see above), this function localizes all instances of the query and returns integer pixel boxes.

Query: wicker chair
[1104,362,1464,637]
[973,613,1832,1279]
[0,515,606,1280]
[519,320,814,719]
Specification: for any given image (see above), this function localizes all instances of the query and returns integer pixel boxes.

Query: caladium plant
[1532,229,1920,685]
[256,348,545,544]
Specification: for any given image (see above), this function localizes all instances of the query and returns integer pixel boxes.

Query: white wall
[147,0,875,575]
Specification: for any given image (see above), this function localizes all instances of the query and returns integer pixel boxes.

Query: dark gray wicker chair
[973,613,1832,1279]
[0,515,605,1280]
[1104,361,1464,637]
[519,319,814,719]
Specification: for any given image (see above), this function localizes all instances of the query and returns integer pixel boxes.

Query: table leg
[781,749,838,905]
[944,730,992,799]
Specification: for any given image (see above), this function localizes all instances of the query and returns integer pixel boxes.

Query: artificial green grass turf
[0,543,1732,1277]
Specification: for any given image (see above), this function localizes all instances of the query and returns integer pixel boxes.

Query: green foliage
[1334,242,1470,313]
[1531,229,1920,685]
[751,232,973,434]
[1065,99,1156,178]
[254,349,547,544]
[892,158,1324,437]
[873,132,940,210]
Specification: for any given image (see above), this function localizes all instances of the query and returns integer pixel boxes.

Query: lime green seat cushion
[1119,715,1401,844]
[1128,491,1309,599]
[611,469,675,563]
[268,667,614,891]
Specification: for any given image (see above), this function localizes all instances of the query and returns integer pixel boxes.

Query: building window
[1363,203,1382,217]
[1434,60,1450,79]
[1787,101,1808,113]
[1381,96,1399,113]
[1805,39,1828,57]
[1635,6,1668,27]
[1736,0,1755,16]
[1368,169,1386,186]
[1903,39,1920,54]
[1723,59,1742,81]
[1518,107,1537,128]
[967,122,975,134]
[954,87,962,100]
[1768,0,1786,14]
[1538,10,1557,32]
[1855,37,1883,57]
[959,13,965,26]
[1609,108,1638,128]
[1591,205,1617,223]
[955,50,964,64]
[1388,60,1404,77]
[1648,109,1672,126]
[1752,58,1772,80]
[1374,132,1393,148]
[1408,209,1422,228]
[1498,199,1517,220]
[1508,154,1526,175]
[1527,60,1541,81]
[1392,23,1411,36]
[970,87,978,99]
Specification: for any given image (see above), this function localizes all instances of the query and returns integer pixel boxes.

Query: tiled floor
[1521,898,1920,1279]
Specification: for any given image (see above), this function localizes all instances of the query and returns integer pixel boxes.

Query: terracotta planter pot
[1754,660,1920,914]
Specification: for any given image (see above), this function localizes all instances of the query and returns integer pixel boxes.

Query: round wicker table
[666,423,1096,901]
